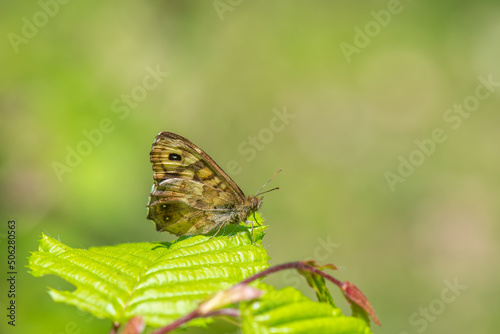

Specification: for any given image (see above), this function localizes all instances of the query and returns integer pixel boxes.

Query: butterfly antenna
[257,187,280,195]
[255,168,282,196]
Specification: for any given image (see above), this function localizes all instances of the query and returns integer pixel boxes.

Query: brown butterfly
[146,131,278,240]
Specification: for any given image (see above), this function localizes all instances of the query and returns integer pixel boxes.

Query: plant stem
[151,308,240,334]
[238,261,342,288]
[109,322,120,334]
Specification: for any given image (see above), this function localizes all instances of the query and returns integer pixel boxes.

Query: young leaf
[298,268,336,307]
[240,285,373,334]
[341,281,381,327]
[28,226,268,329]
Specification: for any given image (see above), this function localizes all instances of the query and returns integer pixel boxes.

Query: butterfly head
[249,195,263,212]
[238,195,262,223]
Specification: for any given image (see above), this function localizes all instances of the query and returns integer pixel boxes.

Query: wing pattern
[146,132,254,236]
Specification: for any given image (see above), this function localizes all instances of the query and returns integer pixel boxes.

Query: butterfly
[146,131,279,241]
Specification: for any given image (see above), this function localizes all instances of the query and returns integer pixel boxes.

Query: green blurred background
[1,1,500,333]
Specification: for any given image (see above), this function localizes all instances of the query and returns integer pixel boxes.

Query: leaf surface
[241,285,373,334]
[28,226,268,328]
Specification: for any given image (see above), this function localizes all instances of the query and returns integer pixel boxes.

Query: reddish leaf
[342,281,381,326]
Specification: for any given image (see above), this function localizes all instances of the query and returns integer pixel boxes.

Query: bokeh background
[1,1,500,333]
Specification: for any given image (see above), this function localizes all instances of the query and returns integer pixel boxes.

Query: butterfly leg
[252,212,262,226]
[209,222,227,240]
[245,219,260,247]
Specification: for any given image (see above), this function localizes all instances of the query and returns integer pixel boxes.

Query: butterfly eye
[168,153,182,161]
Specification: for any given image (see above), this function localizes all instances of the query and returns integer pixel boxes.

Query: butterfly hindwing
[147,202,220,236]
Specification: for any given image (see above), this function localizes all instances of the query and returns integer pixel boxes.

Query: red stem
[109,322,120,334]
[239,261,342,288]
[151,308,240,334]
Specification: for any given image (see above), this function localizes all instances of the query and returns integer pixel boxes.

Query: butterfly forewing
[150,132,245,200]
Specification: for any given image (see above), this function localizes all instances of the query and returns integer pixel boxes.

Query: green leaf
[299,268,336,307]
[240,285,373,334]
[28,226,269,328]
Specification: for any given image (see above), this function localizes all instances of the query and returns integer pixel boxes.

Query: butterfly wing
[148,201,228,236]
[148,178,240,235]
[146,131,246,235]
